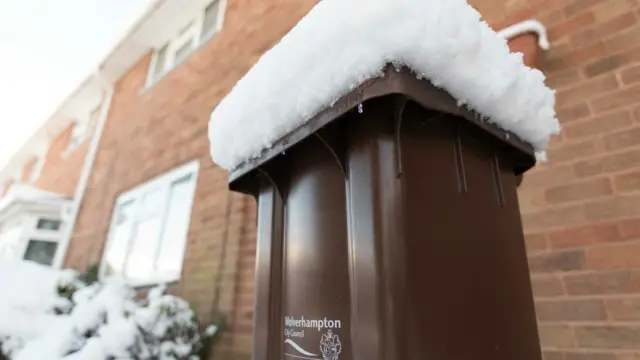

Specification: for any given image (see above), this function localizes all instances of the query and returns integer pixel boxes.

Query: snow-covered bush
[0,260,222,360]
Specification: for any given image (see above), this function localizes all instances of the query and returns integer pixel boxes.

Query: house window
[36,218,62,231]
[146,0,225,86]
[102,160,199,285]
[67,120,89,153]
[23,239,58,266]
[65,105,101,154]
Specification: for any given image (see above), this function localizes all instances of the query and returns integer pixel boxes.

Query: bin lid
[227,65,537,186]
[209,0,560,174]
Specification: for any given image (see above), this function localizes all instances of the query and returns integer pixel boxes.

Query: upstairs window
[146,0,225,86]
[101,160,199,286]
[67,121,86,152]
[65,105,101,154]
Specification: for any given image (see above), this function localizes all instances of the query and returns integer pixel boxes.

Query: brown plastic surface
[231,66,540,360]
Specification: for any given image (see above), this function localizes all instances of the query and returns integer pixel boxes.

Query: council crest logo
[319,329,342,360]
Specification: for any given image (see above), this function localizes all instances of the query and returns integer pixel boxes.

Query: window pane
[152,44,169,81]
[201,0,221,39]
[156,175,196,279]
[105,202,134,276]
[36,219,61,231]
[174,40,194,64]
[125,216,161,281]
[23,240,58,266]
[140,188,164,218]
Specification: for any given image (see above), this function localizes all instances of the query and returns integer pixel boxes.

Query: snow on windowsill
[0,184,69,214]
[208,0,560,171]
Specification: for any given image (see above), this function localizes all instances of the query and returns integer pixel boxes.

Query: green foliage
[80,263,100,286]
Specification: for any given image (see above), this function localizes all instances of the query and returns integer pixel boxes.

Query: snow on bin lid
[208,0,560,171]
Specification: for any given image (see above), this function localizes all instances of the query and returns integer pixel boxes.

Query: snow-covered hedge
[0,260,222,360]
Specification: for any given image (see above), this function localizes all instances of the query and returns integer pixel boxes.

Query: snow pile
[0,260,220,360]
[0,260,80,356]
[209,0,560,170]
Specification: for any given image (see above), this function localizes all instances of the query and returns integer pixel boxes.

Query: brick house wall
[33,123,90,197]
[473,0,640,359]
[0,122,88,199]
[64,1,316,359]
[62,0,640,359]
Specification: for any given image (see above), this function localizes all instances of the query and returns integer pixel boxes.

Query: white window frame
[145,0,227,87]
[100,160,200,287]
[22,215,64,257]
[0,212,64,266]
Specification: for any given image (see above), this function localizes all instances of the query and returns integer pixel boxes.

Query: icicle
[358,103,363,113]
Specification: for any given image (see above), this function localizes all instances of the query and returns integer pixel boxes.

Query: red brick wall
[65,1,316,359]
[471,0,640,359]
[34,123,89,197]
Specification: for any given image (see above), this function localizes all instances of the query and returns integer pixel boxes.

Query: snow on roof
[208,0,560,171]
[0,184,69,214]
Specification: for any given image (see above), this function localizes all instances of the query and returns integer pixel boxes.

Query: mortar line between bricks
[556,143,640,169]
[541,347,640,354]
[524,212,640,233]
[530,236,640,254]
[531,268,640,276]
[539,320,640,326]
[534,293,640,301]
[521,172,640,198]
[556,104,638,130]
[523,194,615,212]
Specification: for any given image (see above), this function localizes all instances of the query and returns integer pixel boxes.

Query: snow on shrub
[0,260,221,360]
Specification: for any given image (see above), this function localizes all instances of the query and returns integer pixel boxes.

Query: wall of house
[33,123,89,198]
[20,158,38,183]
[64,1,317,359]
[1,180,14,197]
[473,0,640,359]
[63,0,640,359]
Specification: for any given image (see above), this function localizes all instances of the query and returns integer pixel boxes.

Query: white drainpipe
[496,19,550,51]
[53,71,114,269]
